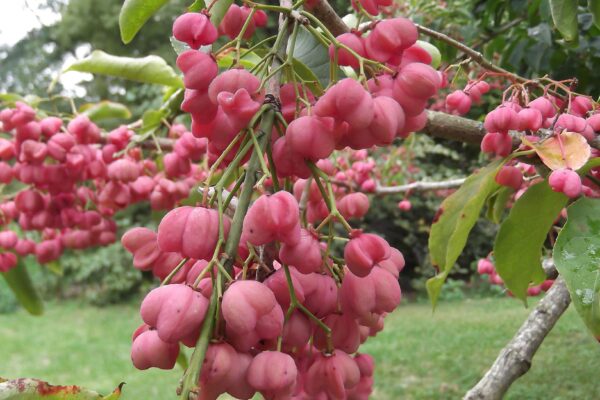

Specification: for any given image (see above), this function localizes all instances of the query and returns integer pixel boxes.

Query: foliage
[554,197,600,338]
[55,243,146,306]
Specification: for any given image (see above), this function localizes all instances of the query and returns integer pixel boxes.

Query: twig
[464,277,571,400]
[376,178,466,194]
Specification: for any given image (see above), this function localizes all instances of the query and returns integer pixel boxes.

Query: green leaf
[0,378,122,399]
[210,0,234,27]
[550,0,579,41]
[293,27,336,88]
[427,160,505,306]
[291,59,324,96]
[176,348,189,370]
[217,51,263,71]
[1,260,44,315]
[589,0,600,29]
[65,51,183,88]
[486,186,514,224]
[494,181,568,303]
[80,101,132,122]
[188,0,206,12]
[119,0,170,44]
[46,260,63,276]
[553,197,600,339]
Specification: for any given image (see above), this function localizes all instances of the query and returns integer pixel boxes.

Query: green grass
[0,297,598,399]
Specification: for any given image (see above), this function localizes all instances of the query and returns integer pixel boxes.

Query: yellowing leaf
[527,132,591,171]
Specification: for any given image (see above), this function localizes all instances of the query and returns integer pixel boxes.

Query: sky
[0,1,60,46]
[0,1,91,96]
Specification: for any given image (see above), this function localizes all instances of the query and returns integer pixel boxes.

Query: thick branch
[423,111,488,145]
[376,177,466,194]
[464,277,571,400]
[307,0,349,36]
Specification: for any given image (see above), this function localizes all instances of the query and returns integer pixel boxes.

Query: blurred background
[1,1,600,399]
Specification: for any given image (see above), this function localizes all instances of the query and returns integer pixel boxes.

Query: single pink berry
[305,351,361,398]
[242,191,301,246]
[157,206,230,260]
[477,258,495,275]
[221,280,284,349]
[176,50,218,91]
[397,199,412,211]
[329,33,365,69]
[247,351,298,399]
[338,192,370,220]
[131,326,179,370]
[344,231,391,277]
[279,228,323,274]
[172,13,218,49]
[446,90,472,115]
[495,165,523,190]
[140,284,209,343]
[548,168,582,198]
[313,313,361,354]
[376,247,405,279]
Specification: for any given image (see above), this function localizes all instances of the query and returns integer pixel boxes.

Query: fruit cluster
[0,105,210,269]
[126,5,444,399]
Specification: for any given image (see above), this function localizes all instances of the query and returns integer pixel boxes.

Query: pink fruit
[285,115,337,161]
[570,96,593,117]
[264,267,305,310]
[208,69,261,104]
[131,327,179,370]
[517,108,543,132]
[140,284,208,343]
[242,191,301,246]
[157,206,230,260]
[199,342,255,400]
[0,230,18,249]
[35,239,62,264]
[397,199,412,211]
[395,63,441,100]
[279,228,323,274]
[477,258,494,275]
[0,253,18,272]
[217,88,261,126]
[39,117,62,137]
[480,132,512,157]
[446,90,472,115]
[222,280,284,347]
[172,13,218,49]
[67,115,100,144]
[364,18,417,62]
[329,33,365,69]
[14,239,35,256]
[528,97,556,119]
[281,311,312,351]
[176,50,218,91]
[337,192,370,220]
[484,106,519,134]
[495,165,523,190]
[0,162,13,184]
[376,247,405,278]
[344,231,391,277]
[340,267,401,324]
[315,78,374,130]
[247,351,298,399]
[548,168,582,198]
[314,313,361,353]
[296,273,338,318]
[305,351,361,398]
[107,159,139,182]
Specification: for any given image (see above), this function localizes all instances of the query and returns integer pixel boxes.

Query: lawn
[0,297,598,399]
